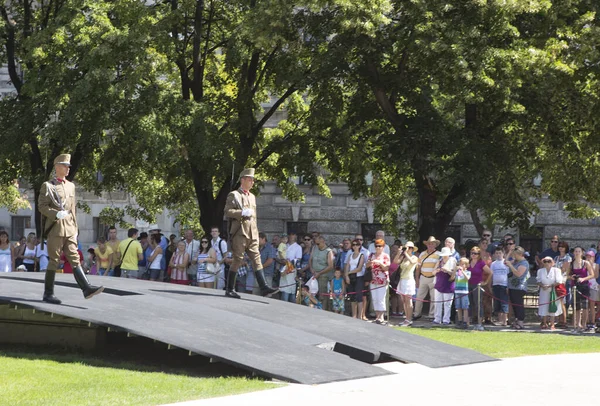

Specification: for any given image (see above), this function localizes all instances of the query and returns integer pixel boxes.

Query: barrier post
[386,283,390,324]
[572,284,577,332]
[474,283,484,331]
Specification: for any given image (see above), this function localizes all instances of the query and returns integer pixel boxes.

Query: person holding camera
[506,246,530,330]
[396,242,418,326]
[568,246,595,332]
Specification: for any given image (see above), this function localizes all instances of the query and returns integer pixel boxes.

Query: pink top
[468,260,486,285]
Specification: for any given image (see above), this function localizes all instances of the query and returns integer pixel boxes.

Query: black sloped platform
[0,273,494,384]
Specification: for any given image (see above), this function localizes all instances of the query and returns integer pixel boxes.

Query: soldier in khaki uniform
[224,168,277,298]
[38,154,104,304]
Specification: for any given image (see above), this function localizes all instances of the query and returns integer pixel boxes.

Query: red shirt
[60,250,84,274]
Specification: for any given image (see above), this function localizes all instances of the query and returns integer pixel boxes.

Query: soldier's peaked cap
[238,168,255,181]
[53,154,71,166]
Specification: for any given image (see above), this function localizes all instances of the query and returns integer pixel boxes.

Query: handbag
[206,262,217,274]
[548,287,558,313]
[114,240,134,277]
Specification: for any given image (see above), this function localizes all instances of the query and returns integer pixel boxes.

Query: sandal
[540,322,548,330]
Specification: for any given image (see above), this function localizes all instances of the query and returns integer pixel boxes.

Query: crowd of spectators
[2,225,599,333]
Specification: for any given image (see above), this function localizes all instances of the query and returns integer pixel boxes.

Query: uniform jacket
[38,179,78,238]
[225,189,258,240]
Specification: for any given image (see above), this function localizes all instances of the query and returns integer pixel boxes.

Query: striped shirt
[418,250,440,277]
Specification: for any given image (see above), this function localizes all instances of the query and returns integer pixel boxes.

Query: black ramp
[0,273,494,384]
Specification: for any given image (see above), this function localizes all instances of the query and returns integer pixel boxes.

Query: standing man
[368,230,390,255]
[224,168,277,298]
[536,235,560,269]
[210,226,228,290]
[444,237,461,262]
[106,226,120,276]
[335,239,352,270]
[183,229,200,285]
[413,236,441,320]
[310,235,334,311]
[38,154,104,304]
[117,228,144,279]
[258,233,276,291]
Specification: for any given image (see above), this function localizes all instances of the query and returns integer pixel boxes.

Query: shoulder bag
[114,240,134,277]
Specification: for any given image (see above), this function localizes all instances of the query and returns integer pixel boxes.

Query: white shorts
[590,289,600,302]
[398,278,416,296]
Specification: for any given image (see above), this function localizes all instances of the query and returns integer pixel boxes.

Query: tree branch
[253,84,297,132]
[0,6,23,93]
[191,0,205,99]
[252,45,279,95]
[254,113,307,169]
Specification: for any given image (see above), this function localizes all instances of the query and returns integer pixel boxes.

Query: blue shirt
[159,235,168,270]
[260,244,276,277]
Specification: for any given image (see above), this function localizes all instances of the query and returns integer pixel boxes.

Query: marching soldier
[38,154,104,304]
[224,168,277,298]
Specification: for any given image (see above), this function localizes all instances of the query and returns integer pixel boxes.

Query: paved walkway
[165,353,600,406]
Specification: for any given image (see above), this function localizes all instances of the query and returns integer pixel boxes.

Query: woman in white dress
[537,256,563,330]
[0,231,12,272]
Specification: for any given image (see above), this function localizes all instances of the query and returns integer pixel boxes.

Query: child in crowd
[330,268,346,314]
[454,258,471,329]
[491,247,510,326]
[301,285,323,309]
[277,235,288,263]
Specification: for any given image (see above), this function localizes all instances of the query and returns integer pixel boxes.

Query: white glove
[56,210,69,220]
[241,208,254,217]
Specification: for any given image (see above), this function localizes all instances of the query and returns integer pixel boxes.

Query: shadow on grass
[0,333,262,380]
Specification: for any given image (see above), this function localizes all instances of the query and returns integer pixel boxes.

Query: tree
[309,0,600,243]
[1,1,391,235]
[0,0,161,234]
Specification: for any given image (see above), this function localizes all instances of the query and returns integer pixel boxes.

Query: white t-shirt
[491,259,510,286]
[211,238,228,272]
[36,243,49,271]
[280,242,302,294]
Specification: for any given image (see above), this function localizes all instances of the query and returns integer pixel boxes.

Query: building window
[287,222,308,237]
[93,217,110,242]
[520,227,544,269]
[361,223,384,246]
[11,216,31,241]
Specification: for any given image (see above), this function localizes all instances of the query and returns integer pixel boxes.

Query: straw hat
[423,236,440,246]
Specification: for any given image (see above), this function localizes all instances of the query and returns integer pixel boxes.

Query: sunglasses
[471,252,480,255]
[304,238,311,241]
[352,243,360,246]
[542,260,552,263]
[375,245,384,248]
[201,241,209,244]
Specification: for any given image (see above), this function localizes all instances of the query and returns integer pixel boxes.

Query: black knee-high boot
[73,265,104,299]
[225,270,240,299]
[255,268,277,296]
[42,270,62,305]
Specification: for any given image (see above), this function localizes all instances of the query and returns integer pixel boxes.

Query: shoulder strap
[120,240,134,265]
[218,239,226,256]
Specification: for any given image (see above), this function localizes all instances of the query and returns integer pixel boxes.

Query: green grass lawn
[0,349,278,406]
[403,328,600,358]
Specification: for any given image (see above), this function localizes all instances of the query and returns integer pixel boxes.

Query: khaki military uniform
[224,189,262,272]
[38,179,80,270]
